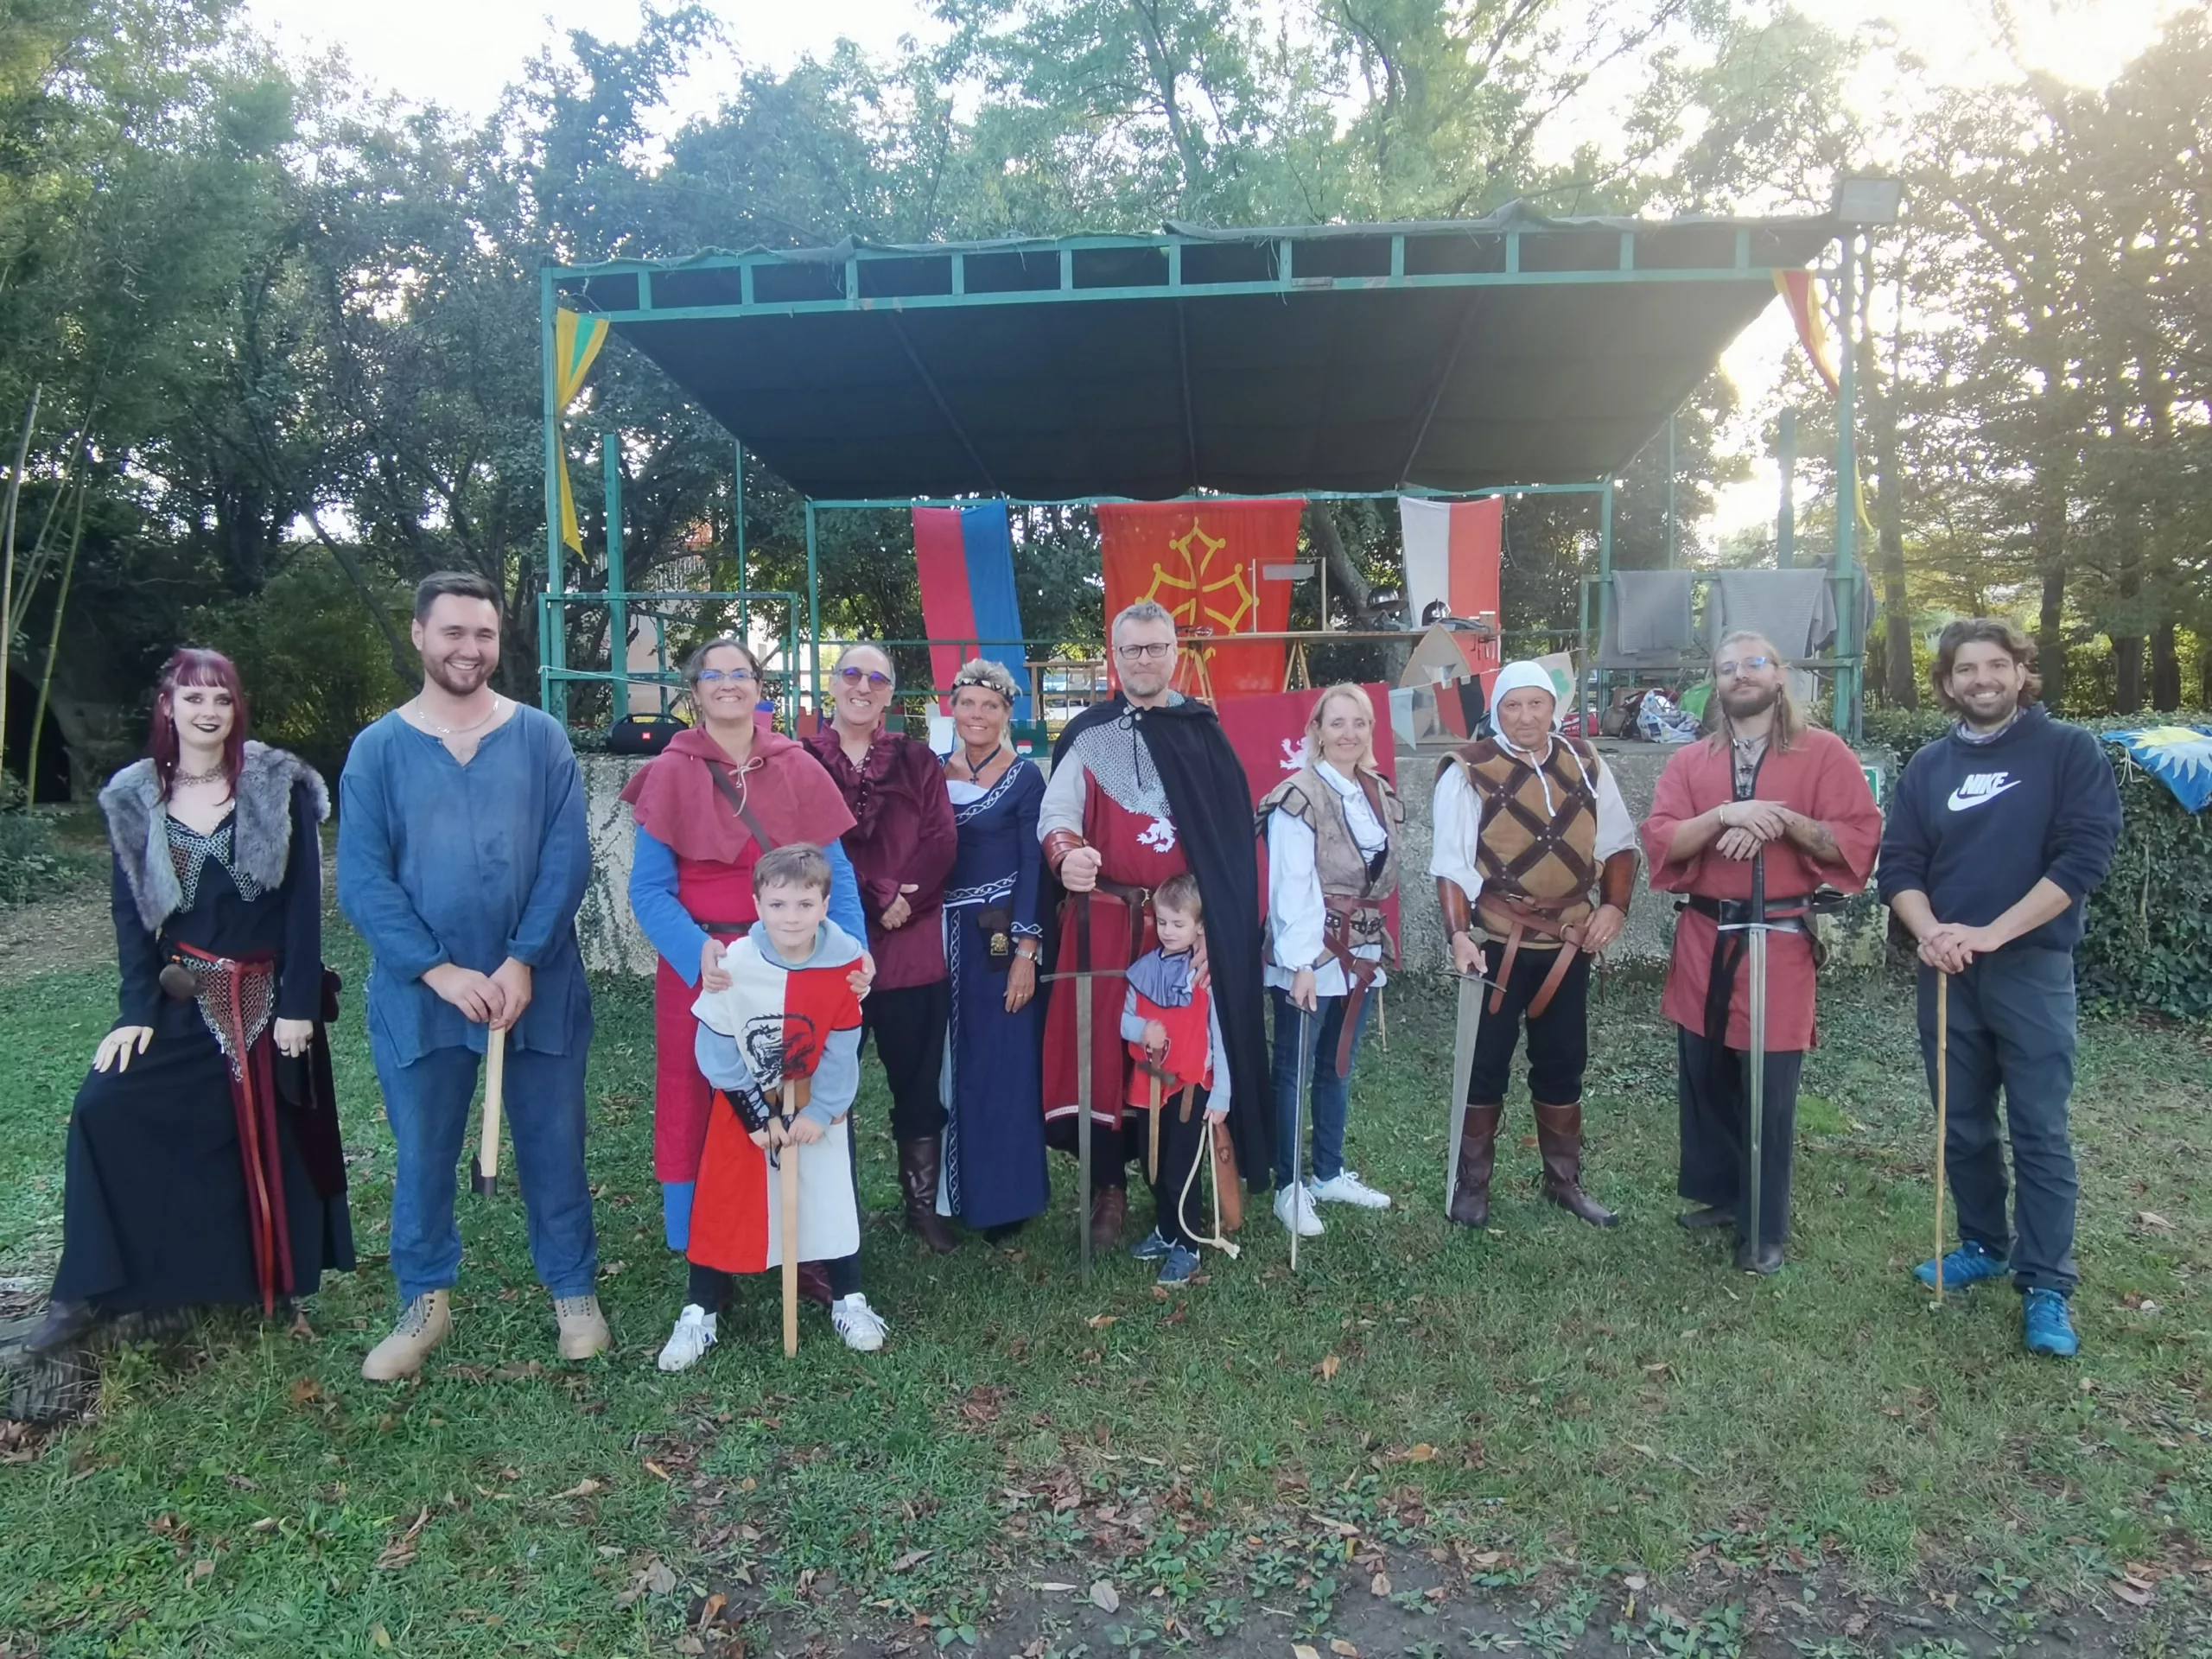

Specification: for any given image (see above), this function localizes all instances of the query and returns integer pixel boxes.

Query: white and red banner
[1399,497,1503,668]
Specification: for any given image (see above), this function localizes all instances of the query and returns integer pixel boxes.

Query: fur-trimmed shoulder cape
[99,740,330,933]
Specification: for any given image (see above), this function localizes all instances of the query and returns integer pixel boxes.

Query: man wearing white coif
[1431,661,1638,1230]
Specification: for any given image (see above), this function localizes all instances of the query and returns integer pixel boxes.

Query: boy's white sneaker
[831,1294,887,1352]
[656,1304,717,1372]
[1309,1171,1393,1210]
[1274,1184,1325,1237]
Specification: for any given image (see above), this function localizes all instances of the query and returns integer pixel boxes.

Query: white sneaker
[657,1304,717,1372]
[831,1294,888,1353]
[1274,1183,1325,1237]
[1309,1171,1393,1210]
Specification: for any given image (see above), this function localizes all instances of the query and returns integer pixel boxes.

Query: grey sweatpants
[1917,949,2082,1296]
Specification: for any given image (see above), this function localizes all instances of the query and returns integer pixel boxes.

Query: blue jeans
[371,1033,600,1304]
[1268,987,1373,1191]
[1918,950,2081,1295]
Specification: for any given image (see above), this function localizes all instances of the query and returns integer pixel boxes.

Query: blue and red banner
[914,503,1031,719]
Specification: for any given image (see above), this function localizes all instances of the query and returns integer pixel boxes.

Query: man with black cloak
[1038,600,1272,1253]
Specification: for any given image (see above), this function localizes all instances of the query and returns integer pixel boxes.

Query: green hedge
[1860,706,2212,1021]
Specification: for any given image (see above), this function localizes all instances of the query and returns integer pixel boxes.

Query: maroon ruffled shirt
[804,725,958,990]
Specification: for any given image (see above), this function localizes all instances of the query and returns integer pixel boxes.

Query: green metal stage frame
[537,214,1870,737]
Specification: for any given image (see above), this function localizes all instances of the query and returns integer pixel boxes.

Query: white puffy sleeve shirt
[1264,763,1390,997]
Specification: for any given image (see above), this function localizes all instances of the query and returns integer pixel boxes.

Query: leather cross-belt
[1318,896,1389,1077]
[1091,876,1156,965]
[1478,893,1588,1020]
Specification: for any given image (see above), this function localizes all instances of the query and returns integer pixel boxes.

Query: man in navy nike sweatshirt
[1879,618,2120,1358]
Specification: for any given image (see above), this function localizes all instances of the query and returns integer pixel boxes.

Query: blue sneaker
[1156,1244,1201,1286]
[1915,1239,2009,1291]
[1129,1228,1173,1262]
[2024,1288,2080,1357]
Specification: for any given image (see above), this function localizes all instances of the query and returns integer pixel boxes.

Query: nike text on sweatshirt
[1877,703,2122,952]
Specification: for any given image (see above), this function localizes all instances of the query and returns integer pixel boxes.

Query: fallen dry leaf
[1370,1572,1392,1596]
[644,1460,672,1482]
[1293,1646,1320,1659]
[555,1478,603,1500]
[1319,1355,1342,1381]
[1407,1444,1436,1463]
[645,1559,679,1595]
[189,1559,215,1584]
[1085,1315,1120,1330]
[892,1549,932,1573]
[2136,1211,2174,1230]
[700,1592,728,1626]
[1331,1641,1359,1656]
[1090,1580,1121,1612]
[289,1378,321,1406]
[376,1507,430,1573]
[2113,1583,2152,1607]
[371,1625,392,1650]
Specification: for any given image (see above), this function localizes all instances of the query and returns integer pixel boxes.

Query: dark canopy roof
[557,204,1840,503]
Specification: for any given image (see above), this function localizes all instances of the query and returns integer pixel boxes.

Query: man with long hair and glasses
[1879,619,2120,1357]
[1037,601,1273,1254]
[1642,632,1883,1274]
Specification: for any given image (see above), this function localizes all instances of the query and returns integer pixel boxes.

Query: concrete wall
[574,740,1885,978]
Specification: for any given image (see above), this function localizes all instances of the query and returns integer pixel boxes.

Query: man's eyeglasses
[1716,655,1775,678]
[838,666,893,689]
[696,669,754,685]
[1115,640,1175,661]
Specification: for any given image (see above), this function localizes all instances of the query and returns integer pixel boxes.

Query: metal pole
[1595,478,1615,729]
[804,499,822,724]
[537,270,564,719]
[1777,409,1797,569]
[604,430,626,718]
[733,438,748,604]
[1834,235,1861,739]
[1665,413,1677,570]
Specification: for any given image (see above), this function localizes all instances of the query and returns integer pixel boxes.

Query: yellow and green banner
[553,309,611,555]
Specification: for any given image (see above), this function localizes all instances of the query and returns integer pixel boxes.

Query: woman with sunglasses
[804,643,962,1254]
[623,638,890,1351]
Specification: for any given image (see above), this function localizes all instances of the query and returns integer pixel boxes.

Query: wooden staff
[780,1078,800,1357]
[1933,970,1950,1304]
[471,1026,507,1198]
[1147,1069,1163,1181]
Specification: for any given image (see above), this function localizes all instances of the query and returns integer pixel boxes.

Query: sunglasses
[1716,655,1775,678]
[695,668,754,685]
[838,666,893,689]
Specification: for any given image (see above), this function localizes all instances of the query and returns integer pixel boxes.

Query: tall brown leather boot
[1447,1106,1503,1228]
[1533,1101,1619,1227]
[1090,1185,1128,1251]
[899,1136,959,1255]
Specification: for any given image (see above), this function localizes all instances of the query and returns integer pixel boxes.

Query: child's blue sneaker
[1129,1228,1173,1262]
[1915,1238,2008,1291]
[1156,1244,1201,1286]
[2024,1288,2079,1357]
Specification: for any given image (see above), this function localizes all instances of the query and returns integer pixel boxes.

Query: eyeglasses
[696,669,754,685]
[1716,655,1775,678]
[838,667,893,689]
[1115,641,1175,661]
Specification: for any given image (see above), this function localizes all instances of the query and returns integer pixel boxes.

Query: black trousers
[1675,1027,1802,1250]
[1466,939,1592,1106]
[864,979,950,1141]
[1137,1085,1214,1249]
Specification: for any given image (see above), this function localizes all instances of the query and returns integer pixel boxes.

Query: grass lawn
[1,909,2208,1658]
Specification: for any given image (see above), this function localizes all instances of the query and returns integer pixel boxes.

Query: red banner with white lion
[1098,499,1304,700]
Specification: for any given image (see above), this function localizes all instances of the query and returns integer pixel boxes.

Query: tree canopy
[2,0,2208,788]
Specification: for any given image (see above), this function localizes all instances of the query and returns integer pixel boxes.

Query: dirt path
[0,891,112,988]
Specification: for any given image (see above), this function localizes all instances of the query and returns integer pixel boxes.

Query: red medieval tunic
[622,728,857,1185]
[1042,730,1189,1130]
[1641,728,1883,1052]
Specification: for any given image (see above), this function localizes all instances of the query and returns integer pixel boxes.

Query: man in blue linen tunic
[339,571,601,1380]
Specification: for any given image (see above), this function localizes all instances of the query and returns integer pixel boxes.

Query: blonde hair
[1307,682,1380,773]
[1154,872,1202,918]
[1706,630,1806,753]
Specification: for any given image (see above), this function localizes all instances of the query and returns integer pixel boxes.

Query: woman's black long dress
[50,784,353,1315]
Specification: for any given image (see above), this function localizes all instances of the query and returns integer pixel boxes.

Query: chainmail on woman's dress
[168,815,267,907]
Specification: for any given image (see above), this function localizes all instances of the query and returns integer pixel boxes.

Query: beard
[1719,683,1779,720]
[425,652,496,697]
